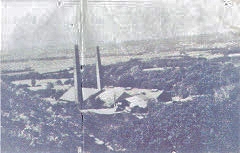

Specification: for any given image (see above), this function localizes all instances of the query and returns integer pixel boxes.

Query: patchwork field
[1,37,240,153]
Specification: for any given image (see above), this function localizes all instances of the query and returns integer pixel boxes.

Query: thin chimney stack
[74,44,83,109]
[96,46,103,90]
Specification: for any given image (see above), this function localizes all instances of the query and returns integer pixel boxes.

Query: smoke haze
[2,0,240,57]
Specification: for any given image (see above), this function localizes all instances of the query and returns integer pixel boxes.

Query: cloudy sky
[1,0,240,56]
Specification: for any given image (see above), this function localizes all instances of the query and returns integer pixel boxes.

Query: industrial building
[59,46,167,111]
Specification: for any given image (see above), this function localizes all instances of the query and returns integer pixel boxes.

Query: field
[2,34,240,73]
[2,48,240,74]
[1,37,240,153]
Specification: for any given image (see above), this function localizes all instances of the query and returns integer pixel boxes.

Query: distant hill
[2,0,240,59]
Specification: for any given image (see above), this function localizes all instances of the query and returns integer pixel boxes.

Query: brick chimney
[74,45,83,108]
[96,46,103,90]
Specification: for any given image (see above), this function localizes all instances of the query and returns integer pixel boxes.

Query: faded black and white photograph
[1,0,240,153]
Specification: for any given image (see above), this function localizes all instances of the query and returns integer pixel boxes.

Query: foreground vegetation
[1,55,240,153]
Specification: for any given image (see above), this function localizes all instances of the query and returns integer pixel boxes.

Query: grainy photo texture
[1,0,240,153]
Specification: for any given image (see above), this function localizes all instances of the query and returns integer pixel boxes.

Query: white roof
[97,87,125,107]
[98,87,163,107]
[125,95,149,108]
[124,88,163,99]
[60,87,100,102]
[60,86,164,106]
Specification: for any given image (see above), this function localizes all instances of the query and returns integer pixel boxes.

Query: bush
[118,74,135,87]
[46,82,54,89]
[31,79,36,87]
[64,79,73,85]
[56,80,63,85]
[54,90,66,100]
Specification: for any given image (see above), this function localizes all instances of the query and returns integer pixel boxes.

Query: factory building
[60,46,166,111]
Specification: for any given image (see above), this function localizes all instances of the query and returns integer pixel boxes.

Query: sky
[0,0,2,51]
[1,0,240,56]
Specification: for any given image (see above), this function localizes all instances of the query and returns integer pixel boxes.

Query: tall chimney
[74,45,83,109]
[96,46,103,90]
